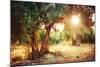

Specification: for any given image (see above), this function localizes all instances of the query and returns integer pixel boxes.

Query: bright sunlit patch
[50,28,55,33]
[92,13,95,22]
[91,26,95,30]
[49,41,94,60]
[54,23,64,32]
[41,24,45,29]
[71,15,80,26]
[11,45,31,60]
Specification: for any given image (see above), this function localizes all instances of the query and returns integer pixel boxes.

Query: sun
[71,15,80,26]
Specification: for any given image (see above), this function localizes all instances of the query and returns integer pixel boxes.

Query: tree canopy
[11,1,65,43]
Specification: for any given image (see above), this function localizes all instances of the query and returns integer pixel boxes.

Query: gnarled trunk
[40,23,54,55]
[30,23,54,60]
[31,31,40,60]
[40,28,50,55]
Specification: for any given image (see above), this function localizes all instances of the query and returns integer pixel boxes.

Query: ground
[11,41,95,66]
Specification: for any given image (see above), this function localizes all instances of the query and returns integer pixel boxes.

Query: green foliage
[49,33,60,44]
[64,31,71,40]
[80,30,95,43]
[38,30,45,41]
[49,32,65,45]
[11,1,65,43]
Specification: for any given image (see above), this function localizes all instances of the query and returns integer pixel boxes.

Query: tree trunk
[31,31,40,60]
[40,23,54,55]
[40,28,50,55]
[30,23,54,59]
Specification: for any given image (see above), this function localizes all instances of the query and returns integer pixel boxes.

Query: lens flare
[71,15,80,26]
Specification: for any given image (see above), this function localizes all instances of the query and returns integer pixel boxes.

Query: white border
[0,0,10,67]
[13,0,96,5]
